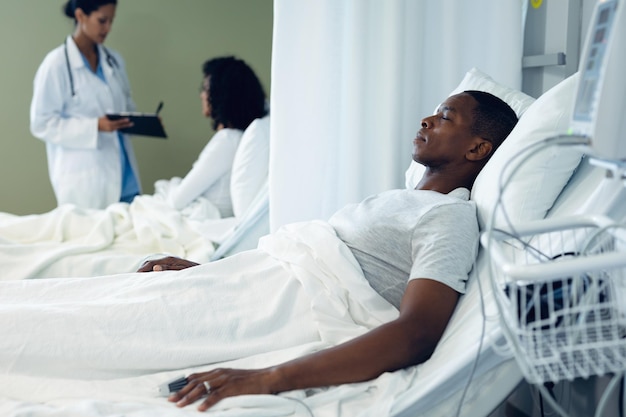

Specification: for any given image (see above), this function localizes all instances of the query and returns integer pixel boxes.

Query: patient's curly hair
[463,90,518,155]
[202,56,268,131]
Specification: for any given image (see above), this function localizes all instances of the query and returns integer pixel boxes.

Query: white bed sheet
[0,217,528,417]
[0,220,409,417]
[0,218,518,417]
[0,181,240,280]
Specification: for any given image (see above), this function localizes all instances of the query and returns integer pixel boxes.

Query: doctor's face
[76,4,117,44]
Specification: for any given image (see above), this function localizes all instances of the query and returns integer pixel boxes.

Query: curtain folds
[270,0,525,230]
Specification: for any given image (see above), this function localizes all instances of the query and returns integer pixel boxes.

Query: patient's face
[412,93,478,168]
[200,76,212,118]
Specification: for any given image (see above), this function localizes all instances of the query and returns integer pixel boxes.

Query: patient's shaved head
[413,90,517,193]
[463,90,518,155]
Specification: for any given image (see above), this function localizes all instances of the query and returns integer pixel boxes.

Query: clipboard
[106,112,168,138]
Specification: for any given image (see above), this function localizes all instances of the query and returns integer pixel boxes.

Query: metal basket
[483,215,626,384]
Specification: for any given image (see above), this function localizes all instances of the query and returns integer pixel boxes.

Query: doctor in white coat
[30,0,141,209]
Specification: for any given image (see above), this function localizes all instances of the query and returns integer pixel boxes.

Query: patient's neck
[414,170,477,194]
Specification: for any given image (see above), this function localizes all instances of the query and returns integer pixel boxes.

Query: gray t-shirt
[329,188,479,308]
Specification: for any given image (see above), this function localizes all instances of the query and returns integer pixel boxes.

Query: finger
[168,370,220,401]
[169,370,219,402]
[168,377,196,402]
[170,378,202,403]
[198,390,224,412]
[114,119,133,129]
[177,261,200,269]
[171,263,192,270]
[196,375,230,411]
[137,260,158,272]
[136,263,150,272]
[175,381,209,408]
[153,264,164,271]
[168,383,192,402]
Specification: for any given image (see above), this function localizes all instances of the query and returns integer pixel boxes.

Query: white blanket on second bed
[0,186,224,280]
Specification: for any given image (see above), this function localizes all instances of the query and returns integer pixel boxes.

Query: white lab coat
[30,35,141,209]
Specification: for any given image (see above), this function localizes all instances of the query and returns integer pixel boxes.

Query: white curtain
[269,0,525,230]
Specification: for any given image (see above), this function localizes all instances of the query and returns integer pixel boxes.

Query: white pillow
[472,72,583,229]
[448,67,536,118]
[230,115,271,218]
[405,68,536,189]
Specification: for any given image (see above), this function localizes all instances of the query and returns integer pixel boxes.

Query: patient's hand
[169,368,274,412]
[137,256,200,272]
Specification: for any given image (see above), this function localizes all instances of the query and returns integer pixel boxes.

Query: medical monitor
[570,0,626,160]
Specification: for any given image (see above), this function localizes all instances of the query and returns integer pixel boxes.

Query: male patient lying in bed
[0,90,517,413]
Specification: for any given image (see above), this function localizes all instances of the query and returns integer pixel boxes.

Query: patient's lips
[414,133,426,144]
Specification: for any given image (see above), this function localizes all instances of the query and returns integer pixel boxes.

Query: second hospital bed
[0,115,271,280]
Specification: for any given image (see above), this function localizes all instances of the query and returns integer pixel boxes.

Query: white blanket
[0,185,225,280]
[0,220,415,416]
[0,220,519,416]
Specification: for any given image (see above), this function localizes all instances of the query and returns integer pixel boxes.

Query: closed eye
[436,104,456,122]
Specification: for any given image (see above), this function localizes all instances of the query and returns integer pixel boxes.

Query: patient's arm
[169,278,459,412]
[136,256,200,272]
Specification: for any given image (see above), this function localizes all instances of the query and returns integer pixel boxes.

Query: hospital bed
[209,179,269,260]
[190,115,271,261]
[1,65,615,417]
[3,3,626,410]
[0,115,271,280]
[398,52,626,413]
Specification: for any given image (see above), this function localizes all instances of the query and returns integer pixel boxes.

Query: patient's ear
[466,138,493,162]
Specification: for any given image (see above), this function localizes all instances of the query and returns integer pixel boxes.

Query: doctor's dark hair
[463,90,518,154]
[63,0,117,20]
[202,56,268,131]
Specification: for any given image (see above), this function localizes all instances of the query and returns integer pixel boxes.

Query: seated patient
[0,90,517,412]
[166,56,268,217]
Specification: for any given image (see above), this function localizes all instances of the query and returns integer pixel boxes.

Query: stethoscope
[63,37,120,97]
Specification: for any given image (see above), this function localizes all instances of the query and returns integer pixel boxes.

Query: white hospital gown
[167,128,243,217]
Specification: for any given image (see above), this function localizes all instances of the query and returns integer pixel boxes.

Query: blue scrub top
[80,52,140,203]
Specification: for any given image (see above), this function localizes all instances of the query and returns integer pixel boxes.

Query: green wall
[0,0,273,215]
